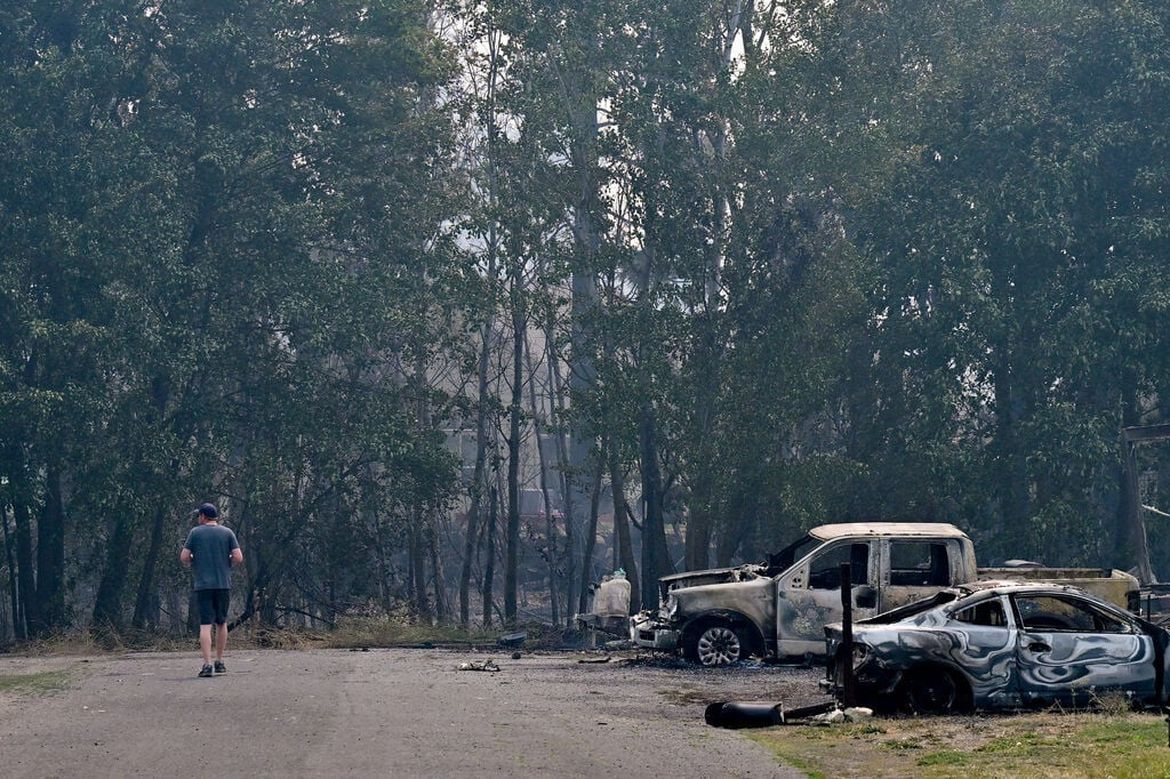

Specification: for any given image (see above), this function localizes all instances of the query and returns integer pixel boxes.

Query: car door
[1011,593,1157,706]
[776,540,878,658]
[946,596,1019,708]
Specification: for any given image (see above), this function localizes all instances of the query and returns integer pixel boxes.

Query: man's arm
[230,547,243,567]
[180,548,192,567]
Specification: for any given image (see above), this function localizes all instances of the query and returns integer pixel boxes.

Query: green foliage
[4,0,1170,638]
[0,0,461,634]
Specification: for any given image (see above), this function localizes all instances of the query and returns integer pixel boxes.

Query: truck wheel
[899,667,969,714]
[687,622,749,667]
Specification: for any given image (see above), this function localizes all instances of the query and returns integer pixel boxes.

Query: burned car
[824,581,1170,713]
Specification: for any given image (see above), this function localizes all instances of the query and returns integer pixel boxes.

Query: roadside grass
[320,619,507,650]
[749,712,1170,779]
[5,629,193,656]
[1,620,575,655]
[0,669,72,695]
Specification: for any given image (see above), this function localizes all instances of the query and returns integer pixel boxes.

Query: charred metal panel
[674,575,775,641]
[1016,632,1156,704]
[658,565,767,607]
[776,540,878,656]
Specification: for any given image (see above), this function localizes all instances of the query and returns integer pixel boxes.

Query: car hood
[657,564,768,605]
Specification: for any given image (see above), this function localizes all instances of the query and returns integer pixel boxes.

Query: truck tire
[685,621,751,667]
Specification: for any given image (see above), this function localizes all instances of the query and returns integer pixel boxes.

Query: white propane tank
[595,572,631,618]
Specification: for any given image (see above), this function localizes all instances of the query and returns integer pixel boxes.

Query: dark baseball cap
[196,502,219,519]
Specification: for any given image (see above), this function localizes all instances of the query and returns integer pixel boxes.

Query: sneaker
[198,664,214,678]
[214,661,226,674]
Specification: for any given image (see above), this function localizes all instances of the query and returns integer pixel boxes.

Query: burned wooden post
[839,561,854,708]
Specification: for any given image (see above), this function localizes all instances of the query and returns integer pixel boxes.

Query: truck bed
[977,567,1139,609]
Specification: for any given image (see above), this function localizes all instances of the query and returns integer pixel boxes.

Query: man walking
[180,502,243,678]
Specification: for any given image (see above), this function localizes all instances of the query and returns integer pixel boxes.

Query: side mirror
[855,585,877,609]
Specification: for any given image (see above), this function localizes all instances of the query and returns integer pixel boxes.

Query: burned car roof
[854,580,1114,625]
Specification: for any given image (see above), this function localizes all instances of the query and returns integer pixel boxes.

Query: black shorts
[196,589,231,626]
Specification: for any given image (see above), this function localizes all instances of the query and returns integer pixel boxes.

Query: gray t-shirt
[184,524,240,591]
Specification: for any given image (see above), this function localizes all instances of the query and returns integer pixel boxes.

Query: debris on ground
[497,632,527,648]
[706,701,852,729]
[457,660,501,672]
[807,706,874,725]
[577,656,611,664]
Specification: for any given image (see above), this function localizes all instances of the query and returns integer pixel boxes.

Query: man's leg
[215,621,228,661]
[212,590,230,672]
[199,624,213,665]
[196,590,215,674]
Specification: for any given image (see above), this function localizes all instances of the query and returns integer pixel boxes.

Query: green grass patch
[916,751,969,767]
[749,712,1170,778]
[0,669,72,695]
[320,619,512,650]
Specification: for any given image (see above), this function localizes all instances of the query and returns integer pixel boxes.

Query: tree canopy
[2,0,1169,639]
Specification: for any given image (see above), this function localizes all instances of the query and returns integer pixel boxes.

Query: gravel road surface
[0,649,826,778]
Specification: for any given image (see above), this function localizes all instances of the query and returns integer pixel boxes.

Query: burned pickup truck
[629,523,1139,666]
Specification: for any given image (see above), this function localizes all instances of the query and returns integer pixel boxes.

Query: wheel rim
[907,671,959,713]
[696,625,741,666]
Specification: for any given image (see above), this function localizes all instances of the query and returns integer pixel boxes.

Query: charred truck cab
[629,523,1137,667]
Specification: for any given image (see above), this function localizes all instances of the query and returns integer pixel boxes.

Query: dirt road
[0,649,824,778]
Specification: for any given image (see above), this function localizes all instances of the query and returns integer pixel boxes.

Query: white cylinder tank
[594,574,631,618]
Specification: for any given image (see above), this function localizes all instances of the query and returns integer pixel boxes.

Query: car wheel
[688,622,748,667]
[900,667,967,714]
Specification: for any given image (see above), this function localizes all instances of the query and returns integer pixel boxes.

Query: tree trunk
[132,501,171,629]
[608,439,641,613]
[684,321,719,571]
[992,358,1032,556]
[462,24,503,629]
[545,320,577,623]
[715,475,754,566]
[639,401,673,602]
[412,342,434,623]
[482,485,498,628]
[410,524,430,622]
[459,319,494,627]
[132,376,175,630]
[1,504,24,640]
[11,500,34,638]
[524,333,560,626]
[505,294,524,625]
[33,464,67,635]
[460,483,484,627]
[566,271,597,621]
[8,457,37,637]
[563,44,602,619]
[91,510,134,630]
[578,452,606,615]
[428,520,448,623]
